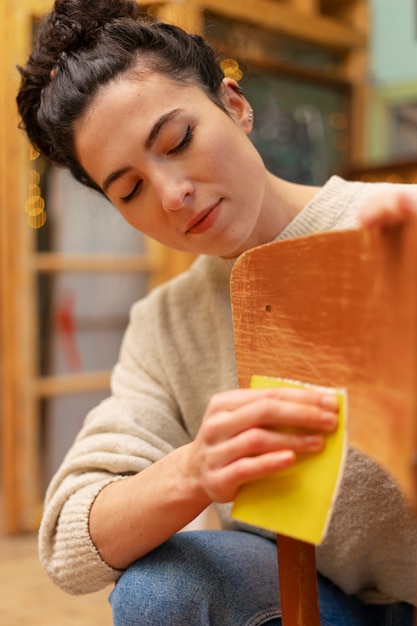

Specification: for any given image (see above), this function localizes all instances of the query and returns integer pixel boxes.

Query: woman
[17,1,417,624]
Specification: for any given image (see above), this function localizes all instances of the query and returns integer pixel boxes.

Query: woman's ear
[220,77,253,134]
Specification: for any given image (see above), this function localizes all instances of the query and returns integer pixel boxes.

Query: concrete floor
[0,533,113,626]
[0,501,220,625]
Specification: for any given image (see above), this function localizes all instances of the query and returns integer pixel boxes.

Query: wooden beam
[189,0,366,52]
[32,253,159,273]
[156,2,204,33]
[1,0,42,533]
[0,0,21,534]
[283,0,320,15]
[346,158,417,184]
[27,0,52,13]
[338,0,369,165]
[277,535,320,626]
[32,371,111,397]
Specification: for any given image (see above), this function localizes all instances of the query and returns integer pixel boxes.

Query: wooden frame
[347,157,417,184]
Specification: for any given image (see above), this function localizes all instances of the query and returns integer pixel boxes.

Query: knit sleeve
[38,279,196,594]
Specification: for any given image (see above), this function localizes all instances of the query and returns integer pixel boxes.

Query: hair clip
[49,51,68,80]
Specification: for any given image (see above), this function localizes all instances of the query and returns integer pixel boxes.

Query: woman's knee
[110,533,217,625]
[110,530,280,626]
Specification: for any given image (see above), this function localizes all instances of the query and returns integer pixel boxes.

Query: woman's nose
[159,175,195,213]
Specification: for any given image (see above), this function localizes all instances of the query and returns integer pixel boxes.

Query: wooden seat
[230,218,417,625]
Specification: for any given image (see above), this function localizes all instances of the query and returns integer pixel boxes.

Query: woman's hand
[186,387,339,504]
[359,189,417,228]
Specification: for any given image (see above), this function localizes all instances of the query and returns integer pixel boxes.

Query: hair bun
[40,0,142,60]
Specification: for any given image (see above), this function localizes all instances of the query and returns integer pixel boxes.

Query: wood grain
[231,219,417,506]
[277,535,321,626]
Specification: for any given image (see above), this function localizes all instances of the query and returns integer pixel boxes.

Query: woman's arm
[89,445,211,570]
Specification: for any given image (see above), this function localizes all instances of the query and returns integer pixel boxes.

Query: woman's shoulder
[315,175,417,214]
[140,254,231,297]
[129,254,234,325]
[278,176,417,239]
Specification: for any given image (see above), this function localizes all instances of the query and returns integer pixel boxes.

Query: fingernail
[305,435,323,450]
[321,411,338,428]
[321,394,339,411]
[278,450,296,464]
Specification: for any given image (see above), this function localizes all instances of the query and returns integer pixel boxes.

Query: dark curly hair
[16,0,225,193]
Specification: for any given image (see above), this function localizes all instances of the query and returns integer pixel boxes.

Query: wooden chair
[230,218,417,625]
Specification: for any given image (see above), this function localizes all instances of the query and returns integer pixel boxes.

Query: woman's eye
[120,181,142,204]
[168,125,193,155]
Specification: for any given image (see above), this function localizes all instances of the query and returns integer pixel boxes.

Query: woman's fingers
[206,386,338,413]
[205,450,296,499]
[359,190,415,228]
[207,427,325,469]
[192,386,340,503]
[202,391,338,444]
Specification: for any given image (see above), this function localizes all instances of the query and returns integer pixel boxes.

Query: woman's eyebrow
[145,108,182,149]
[102,166,132,195]
[101,108,183,194]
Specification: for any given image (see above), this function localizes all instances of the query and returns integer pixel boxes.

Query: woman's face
[74,72,268,258]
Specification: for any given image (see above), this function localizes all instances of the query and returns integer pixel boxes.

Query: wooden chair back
[230,219,417,625]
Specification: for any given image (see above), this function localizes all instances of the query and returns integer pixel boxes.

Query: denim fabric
[109,530,414,626]
[317,574,414,626]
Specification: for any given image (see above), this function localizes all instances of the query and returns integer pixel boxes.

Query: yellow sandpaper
[232,375,348,545]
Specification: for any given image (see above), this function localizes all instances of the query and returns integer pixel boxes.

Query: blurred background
[1,0,417,623]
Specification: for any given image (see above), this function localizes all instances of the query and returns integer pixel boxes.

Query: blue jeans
[109,530,414,626]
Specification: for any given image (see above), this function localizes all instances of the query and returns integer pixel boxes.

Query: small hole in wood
[265,305,272,313]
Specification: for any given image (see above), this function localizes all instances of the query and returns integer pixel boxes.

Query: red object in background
[55,291,82,370]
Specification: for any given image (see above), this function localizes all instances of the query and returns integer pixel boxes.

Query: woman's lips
[185,200,222,234]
